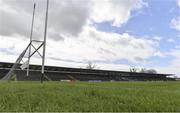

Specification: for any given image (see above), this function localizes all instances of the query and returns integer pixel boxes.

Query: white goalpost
[1,0,49,82]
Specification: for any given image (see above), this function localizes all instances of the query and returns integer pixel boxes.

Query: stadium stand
[0,62,175,81]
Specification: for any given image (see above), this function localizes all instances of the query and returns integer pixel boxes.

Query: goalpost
[1,0,49,83]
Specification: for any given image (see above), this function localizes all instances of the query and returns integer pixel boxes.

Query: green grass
[0,81,180,112]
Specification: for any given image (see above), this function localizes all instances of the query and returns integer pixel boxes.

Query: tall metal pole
[27,3,36,76]
[41,0,49,83]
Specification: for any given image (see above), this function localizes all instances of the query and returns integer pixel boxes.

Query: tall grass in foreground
[0,81,179,112]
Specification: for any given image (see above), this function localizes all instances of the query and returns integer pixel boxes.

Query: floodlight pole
[41,0,49,83]
[27,3,36,77]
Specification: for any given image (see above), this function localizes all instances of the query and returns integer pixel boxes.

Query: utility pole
[41,0,49,83]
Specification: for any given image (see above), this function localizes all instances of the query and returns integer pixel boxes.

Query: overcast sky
[0,0,180,76]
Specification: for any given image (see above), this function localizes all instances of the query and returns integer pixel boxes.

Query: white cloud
[0,26,159,65]
[0,0,151,70]
[0,0,91,39]
[0,0,147,39]
[90,0,146,27]
[167,38,175,43]
[153,51,165,58]
[153,36,162,41]
[0,36,29,55]
[175,45,180,49]
[177,0,180,7]
[0,0,154,67]
[44,26,159,65]
[170,0,180,32]
[171,16,180,31]
[155,49,180,76]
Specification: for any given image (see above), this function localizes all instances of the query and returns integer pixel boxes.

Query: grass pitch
[0,81,180,112]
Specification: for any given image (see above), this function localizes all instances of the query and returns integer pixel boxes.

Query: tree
[130,66,138,72]
[140,68,157,74]
[86,62,97,70]
[140,68,147,73]
[146,69,157,74]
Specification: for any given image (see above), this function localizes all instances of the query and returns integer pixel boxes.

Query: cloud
[48,0,91,37]
[0,25,159,64]
[155,49,180,76]
[147,45,180,76]
[0,0,91,39]
[46,26,159,64]
[153,36,162,41]
[167,38,175,43]
[0,35,29,55]
[0,0,150,63]
[0,2,31,37]
[171,16,180,31]
[0,0,147,40]
[177,0,180,7]
[175,45,180,49]
[0,0,44,39]
[170,0,180,32]
[90,0,147,27]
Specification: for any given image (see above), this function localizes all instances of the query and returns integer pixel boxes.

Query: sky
[0,0,180,76]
